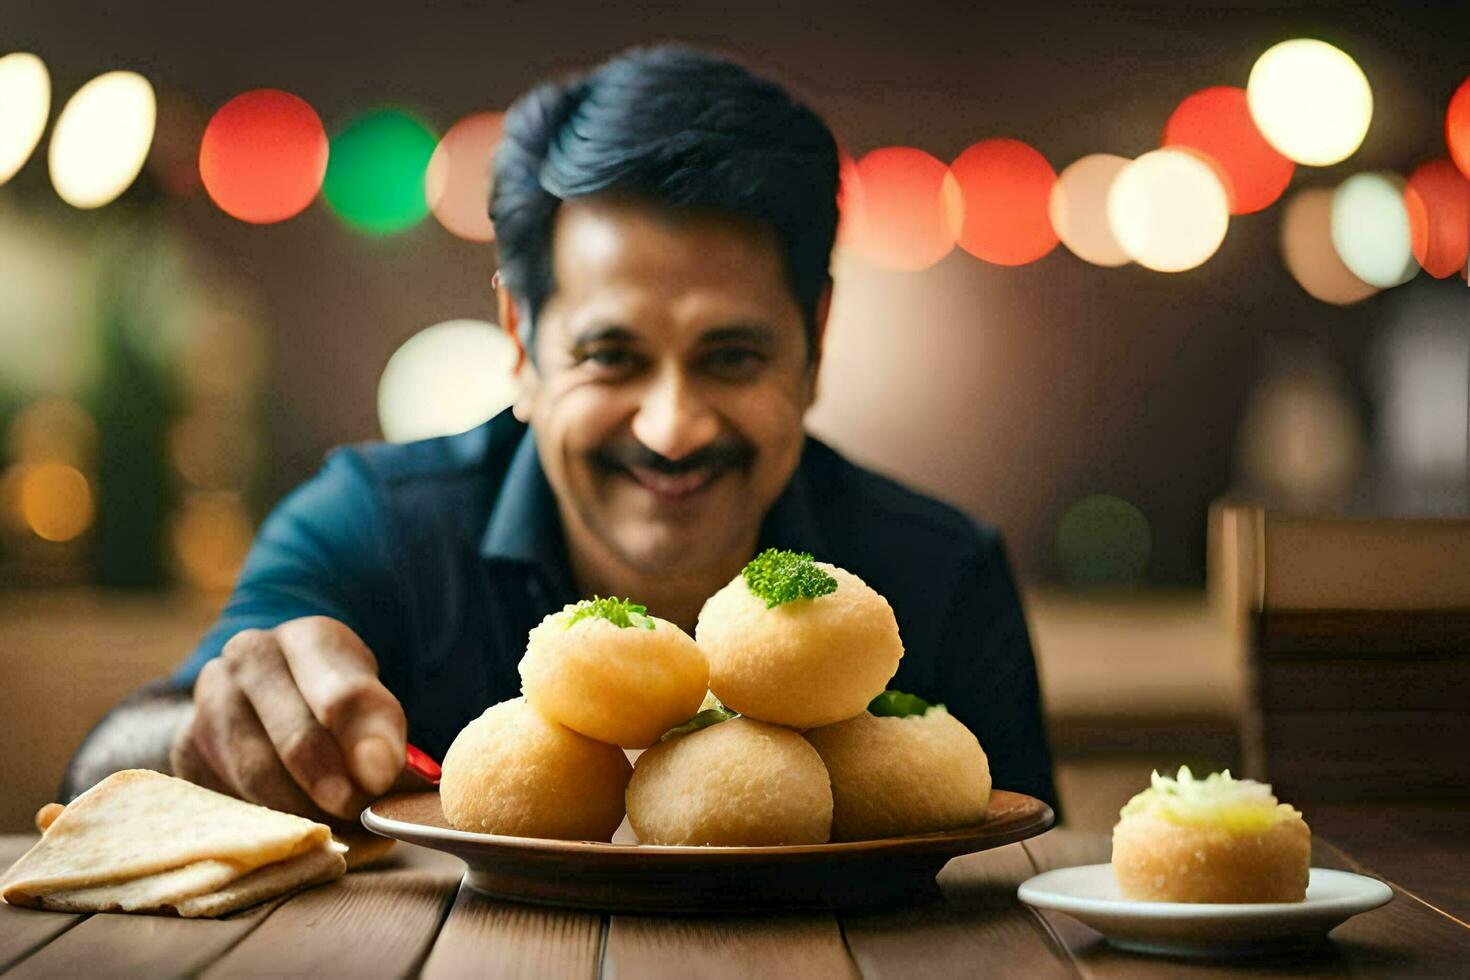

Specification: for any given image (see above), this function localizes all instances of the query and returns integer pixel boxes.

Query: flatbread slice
[1,770,332,904]
[175,845,346,918]
[35,860,245,913]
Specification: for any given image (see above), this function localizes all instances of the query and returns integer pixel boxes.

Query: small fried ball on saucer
[805,694,991,841]
[697,549,903,729]
[519,597,708,749]
[439,698,631,842]
[627,716,833,846]
[1112,767,1310,903]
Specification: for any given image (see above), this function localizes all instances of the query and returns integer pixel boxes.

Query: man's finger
[190,656,327,817]
[275,617,406,795]
[224,629,365,819]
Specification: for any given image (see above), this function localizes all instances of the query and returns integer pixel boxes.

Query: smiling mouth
[624,464,728,502]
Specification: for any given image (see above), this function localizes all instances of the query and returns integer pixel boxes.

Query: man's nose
[630,366,720,462]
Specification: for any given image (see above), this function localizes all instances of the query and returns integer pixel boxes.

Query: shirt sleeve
[936,527,1060,814]
[170,447,400,689]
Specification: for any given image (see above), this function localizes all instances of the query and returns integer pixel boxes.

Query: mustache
[592,438,756,477]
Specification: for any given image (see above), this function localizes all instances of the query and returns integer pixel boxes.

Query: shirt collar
[479,428,831,580]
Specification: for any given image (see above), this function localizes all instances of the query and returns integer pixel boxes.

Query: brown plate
[361,790,1054,913]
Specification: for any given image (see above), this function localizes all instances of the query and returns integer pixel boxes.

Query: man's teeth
[629,466,715,496]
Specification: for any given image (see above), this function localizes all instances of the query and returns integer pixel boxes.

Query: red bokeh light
[949,138,1058,266]
[1448,76,1470,182]
[841,147,959,271]
[199,89,329,224]
[1404,158,1470,279]
[1163,86,1294,215]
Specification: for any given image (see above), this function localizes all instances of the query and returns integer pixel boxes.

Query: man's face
[510,194,824,576]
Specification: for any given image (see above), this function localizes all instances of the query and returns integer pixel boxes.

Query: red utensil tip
[405,743,442,785]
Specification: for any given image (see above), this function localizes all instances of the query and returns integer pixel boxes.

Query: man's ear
[495,270,527,375]
[804,277,833,405]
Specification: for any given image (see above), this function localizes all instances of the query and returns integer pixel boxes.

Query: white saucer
[1017,864,1393,958]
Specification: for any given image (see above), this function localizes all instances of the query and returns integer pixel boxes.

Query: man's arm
[936,528,1060,814]
[61,447,405,815]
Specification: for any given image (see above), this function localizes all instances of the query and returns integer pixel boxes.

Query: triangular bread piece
[1,770,332,905]
[175,845,346,918]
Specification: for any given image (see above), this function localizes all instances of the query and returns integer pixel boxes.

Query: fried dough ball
[626,717,833,845]
[439,698,631,842]
[519,604,708,748]
[696,561,903,729]
[1111,768,1311,903]
[804,707,991,841]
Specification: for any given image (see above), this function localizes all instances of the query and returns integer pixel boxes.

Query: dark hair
[490,44,839,358]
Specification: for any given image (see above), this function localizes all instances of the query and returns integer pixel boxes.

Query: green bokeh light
[1056,494,1152,586]
[322,109,437,235]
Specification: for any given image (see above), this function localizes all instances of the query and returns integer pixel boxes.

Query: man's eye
[704,348,766,377]
[580,348,641,371]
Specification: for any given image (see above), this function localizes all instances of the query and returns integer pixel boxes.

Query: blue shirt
[174,411,1058,808]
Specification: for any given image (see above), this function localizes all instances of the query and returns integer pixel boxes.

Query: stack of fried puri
[438,599,708,842]
[0,769,345,917]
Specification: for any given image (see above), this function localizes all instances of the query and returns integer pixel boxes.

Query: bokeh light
[1280,188,1379,305]
[1049,153,1131,267]
[949,138,1058,266]
[840,147,961,271]
[17,463,93,542]
[1247,39,1372,167]
[1331,172,1417,289]
[1056,494,1152,586]
[1447,76,1470,181]
[6,398,98,467]
[1163,86,1294,215]
[200,89,328,224]
[171,492,253,592]
[1236,361,1364,513]
[323,108,437,235]
[378,319,519,442]
[1107,148,1230,272]
[0,52,50,187]
[426,111,504,242]
[170,410,260,492]
[48,70,157,208]
[1404,158,1470,279]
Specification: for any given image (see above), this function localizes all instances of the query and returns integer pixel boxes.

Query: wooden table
[2,828,1466,978]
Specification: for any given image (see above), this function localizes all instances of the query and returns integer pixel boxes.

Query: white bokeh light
[1049,153,1131,267]
[48,70,156,208]
[1107,149,1230,272]
[1330,172,1417,289]
[1247,39,1372,167]
[378,319,519,443]
[0,52,50,187]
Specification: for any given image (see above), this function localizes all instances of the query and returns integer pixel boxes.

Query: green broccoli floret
[868,689,940,718]
[562,596,656,630]
[741,547,838,608]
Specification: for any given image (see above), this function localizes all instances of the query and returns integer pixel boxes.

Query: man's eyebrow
[568,324,638,347]
[698,324,779,347]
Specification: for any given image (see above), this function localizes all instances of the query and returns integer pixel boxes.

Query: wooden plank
[1259,610,1470,655]
[1023,829,1470,978]
[841,840,1073,979]
[7,901,274,979]
[1263,518,1470,610]
[1259,658,1470,712]
[202,869,458,978]
[603,912,857,980]
[420,882,601,980]
[1263,710,1470,800]
[0,836,84,973]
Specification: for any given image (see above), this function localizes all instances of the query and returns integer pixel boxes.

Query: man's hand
[170,617,406,820]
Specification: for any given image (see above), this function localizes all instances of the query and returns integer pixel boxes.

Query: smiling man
[63,44,1057,822]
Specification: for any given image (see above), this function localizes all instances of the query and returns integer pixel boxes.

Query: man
[63,44,1057,822]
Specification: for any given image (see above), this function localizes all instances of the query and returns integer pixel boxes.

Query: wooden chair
[1211,504,1470,803]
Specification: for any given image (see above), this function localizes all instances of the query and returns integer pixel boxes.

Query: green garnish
[742,548,838,608]
[868,689,939,718]
[660,694,737,740]
[561,596,656,630]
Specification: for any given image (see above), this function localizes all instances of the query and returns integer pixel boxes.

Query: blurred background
[2,0,1467,876]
